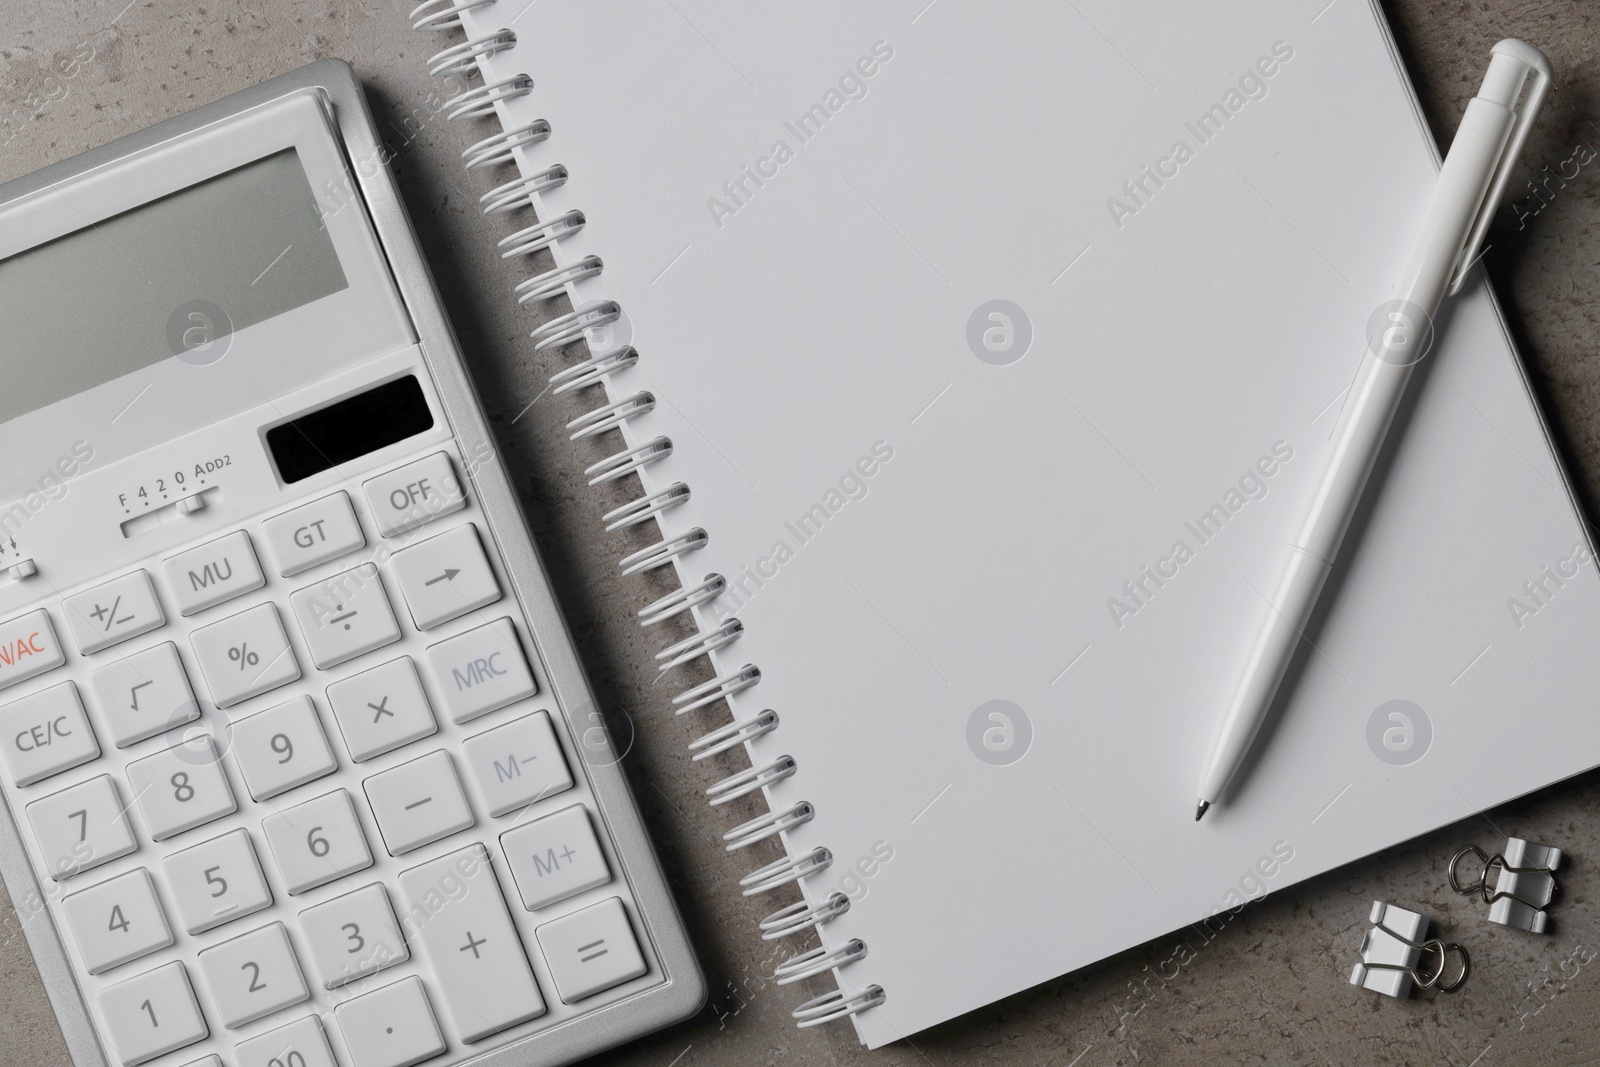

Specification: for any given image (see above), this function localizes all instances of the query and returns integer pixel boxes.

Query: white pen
[1195,39,1554,822]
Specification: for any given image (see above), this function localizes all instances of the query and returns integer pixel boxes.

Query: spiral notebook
[410,0,1600,1046]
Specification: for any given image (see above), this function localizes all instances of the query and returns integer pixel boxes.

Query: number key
[125,737,237,840]
[196,921,308,1029]
[296,883,408,988]
[234,1015,337,1067]
[261,789,373,894]
[61,869,173,974]
[162,828,272,934]
[26,773,137,880]
[229,696,337,801]
[97,961,207,1065]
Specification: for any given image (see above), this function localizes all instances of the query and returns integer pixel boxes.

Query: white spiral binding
[550,346,638,396]
[533,300,621,350]
[689,708,776,762]
[671,665,760,715]
[774,940,866,984]
[414,6,874,1027]
[482,168,571,215]
[739,846,829,895]
[760,892,848,940]
[602,482,690,532]
[463,120,551,169]
[724,802,814,852]
[566,391,653,441]
[617,529,707,577]
[793,987,885,1028]
[444,75,532,120]
[409,0,494,32]
[656,618,741,672]
[708,756,796,806]
[586,437,672,487]
[500,210,586,258]
[428,30,515,76]
[517,256,604,304]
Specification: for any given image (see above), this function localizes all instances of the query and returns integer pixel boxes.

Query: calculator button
[97,960,208,1065]
[389,523,501,630]
[180,1057,222,1067]
[27,773,137,880]
[229,696,337,801]
[262,788,373,894]
[396,843,546,1041]
[535,897,648,1004]
[501,804,611,911]
[263,492,365,577]
[0,609,66,692]
[0,681,100,786]
[364,452,467,538]
[332,975,446,1067]
[234,1015,337,1067]
[61,868,173,975]
[197,921,309,1029]
[297,883,408,988]
[164,531,266,616]
[191,604,301,708]
[89,642,199,748]
[423,617,537,724]
[463,711,573,817]
[289,564,401,670]
[63,571,165,655]
[362,750,474,856]
[162,828,272,935]
[126,737,237,841]
[325,657,438,762]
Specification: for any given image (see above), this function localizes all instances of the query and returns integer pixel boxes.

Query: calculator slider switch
[7,558,37,581]
[176,495,207,515]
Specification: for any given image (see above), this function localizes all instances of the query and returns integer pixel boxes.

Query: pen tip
[1194,800,1210,821]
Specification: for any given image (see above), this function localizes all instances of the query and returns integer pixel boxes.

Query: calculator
[0,60,702,1067]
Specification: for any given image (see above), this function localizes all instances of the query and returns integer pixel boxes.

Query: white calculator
[0,61,702,1067]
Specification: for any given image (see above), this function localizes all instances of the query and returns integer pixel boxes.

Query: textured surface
[1,2,1598,1065]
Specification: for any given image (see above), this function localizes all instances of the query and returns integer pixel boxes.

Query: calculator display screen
[0,148,348,425]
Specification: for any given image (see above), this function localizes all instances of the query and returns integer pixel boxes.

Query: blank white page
[464,0,1600,1045]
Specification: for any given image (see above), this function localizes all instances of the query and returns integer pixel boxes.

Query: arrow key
[389,524,501,631]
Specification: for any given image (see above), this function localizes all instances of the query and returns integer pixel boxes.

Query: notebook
[415,0,1600,1045]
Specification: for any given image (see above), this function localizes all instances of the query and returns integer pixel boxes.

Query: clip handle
[1448,40,1554,294]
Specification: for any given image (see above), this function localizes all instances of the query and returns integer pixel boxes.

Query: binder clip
[1448,838,1562,933]
[1349,901,1469,998]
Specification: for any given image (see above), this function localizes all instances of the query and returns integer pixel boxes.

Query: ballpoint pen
[1195,39,1554,821]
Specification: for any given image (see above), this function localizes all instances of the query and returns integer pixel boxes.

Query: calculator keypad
[0,681,100,785]
[89,643,200,748]
[61,869,174,975]
[126,739,238,841]
[288,564,402,670]
[28,773,138,880]
[0,609,66,692]
[261,789,373,895]
[164,532,267,617]
[191,605,301,708]
[0,448,658,1066]
[64,572,165,656]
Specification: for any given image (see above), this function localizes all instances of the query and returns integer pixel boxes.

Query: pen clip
[1447,40,1553,296]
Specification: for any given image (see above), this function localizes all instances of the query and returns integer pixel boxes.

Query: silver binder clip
[1449,838,1562,933]
[1350,901,1469,998]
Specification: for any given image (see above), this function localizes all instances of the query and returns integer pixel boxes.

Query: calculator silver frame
[0,59,705,1067]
